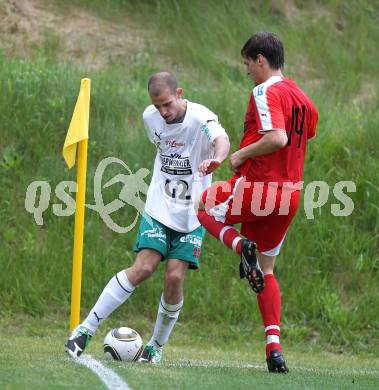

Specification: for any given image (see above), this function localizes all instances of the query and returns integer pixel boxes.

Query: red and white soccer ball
[103,327,143,361]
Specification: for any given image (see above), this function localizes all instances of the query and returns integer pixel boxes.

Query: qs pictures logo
[25,157,150,233]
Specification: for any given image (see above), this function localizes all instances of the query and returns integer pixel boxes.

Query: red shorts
[202,175,300,254]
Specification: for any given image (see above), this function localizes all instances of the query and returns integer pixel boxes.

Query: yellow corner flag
[63,78,91,168]
[63,78,91,331]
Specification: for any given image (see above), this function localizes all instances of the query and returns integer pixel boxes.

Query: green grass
[0,0,378,355]
[1,315,378,389]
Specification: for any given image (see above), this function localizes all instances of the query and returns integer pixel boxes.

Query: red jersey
[240,76,318,185]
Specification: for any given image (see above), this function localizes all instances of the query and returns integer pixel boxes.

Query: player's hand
[198,159,221,177]
[230,150,245,173]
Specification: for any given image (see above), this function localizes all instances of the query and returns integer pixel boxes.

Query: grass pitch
[0,315,378,389]
[1,0,378,352]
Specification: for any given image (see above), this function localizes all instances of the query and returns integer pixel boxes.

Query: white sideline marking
[75,354,132,390]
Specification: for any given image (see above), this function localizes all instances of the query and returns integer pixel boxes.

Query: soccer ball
[103,327,143,362]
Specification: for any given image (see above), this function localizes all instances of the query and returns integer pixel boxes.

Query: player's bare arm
[230,129,287,172]
[198,134,230,176]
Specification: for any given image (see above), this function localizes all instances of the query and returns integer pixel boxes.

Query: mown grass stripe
[166,360,379,376]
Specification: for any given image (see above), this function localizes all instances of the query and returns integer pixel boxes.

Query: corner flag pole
[62,78,91,331]
[69,138,88,330]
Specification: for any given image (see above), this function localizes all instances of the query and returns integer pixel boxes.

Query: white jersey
[143,100,227,233]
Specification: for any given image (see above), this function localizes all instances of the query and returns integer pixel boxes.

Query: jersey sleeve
[142,105,155,144]
[198,108,227,144]
[203,119,227,143]
[307,102,318,140]
[143,118,154,144]
[253,86,285,133]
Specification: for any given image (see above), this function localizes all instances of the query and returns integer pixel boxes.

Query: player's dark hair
[148,72,178,96]
[241,32,284,69]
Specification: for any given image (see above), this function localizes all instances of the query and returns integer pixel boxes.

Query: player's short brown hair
[241,32,284,69]
[148,72,178,96]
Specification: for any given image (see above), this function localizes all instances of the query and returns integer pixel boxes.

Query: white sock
[82,271,135,334]
[148,294,183,350]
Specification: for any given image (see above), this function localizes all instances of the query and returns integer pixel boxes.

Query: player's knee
[141,262,156,278]
[132,260,156,282]
[256,252,275,275]
[260,265,274,275]
[164,269,184,289]
[257,260,274,274]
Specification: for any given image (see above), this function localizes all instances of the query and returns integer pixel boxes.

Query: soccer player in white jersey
[66,72,230,362]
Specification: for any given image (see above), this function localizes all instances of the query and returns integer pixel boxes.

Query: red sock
[257,274,282,358]
[197,210,242,254]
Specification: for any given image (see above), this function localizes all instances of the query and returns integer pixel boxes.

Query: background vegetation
[0,0,378,353]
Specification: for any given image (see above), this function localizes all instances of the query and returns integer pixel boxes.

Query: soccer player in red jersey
[197,32,318,373]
